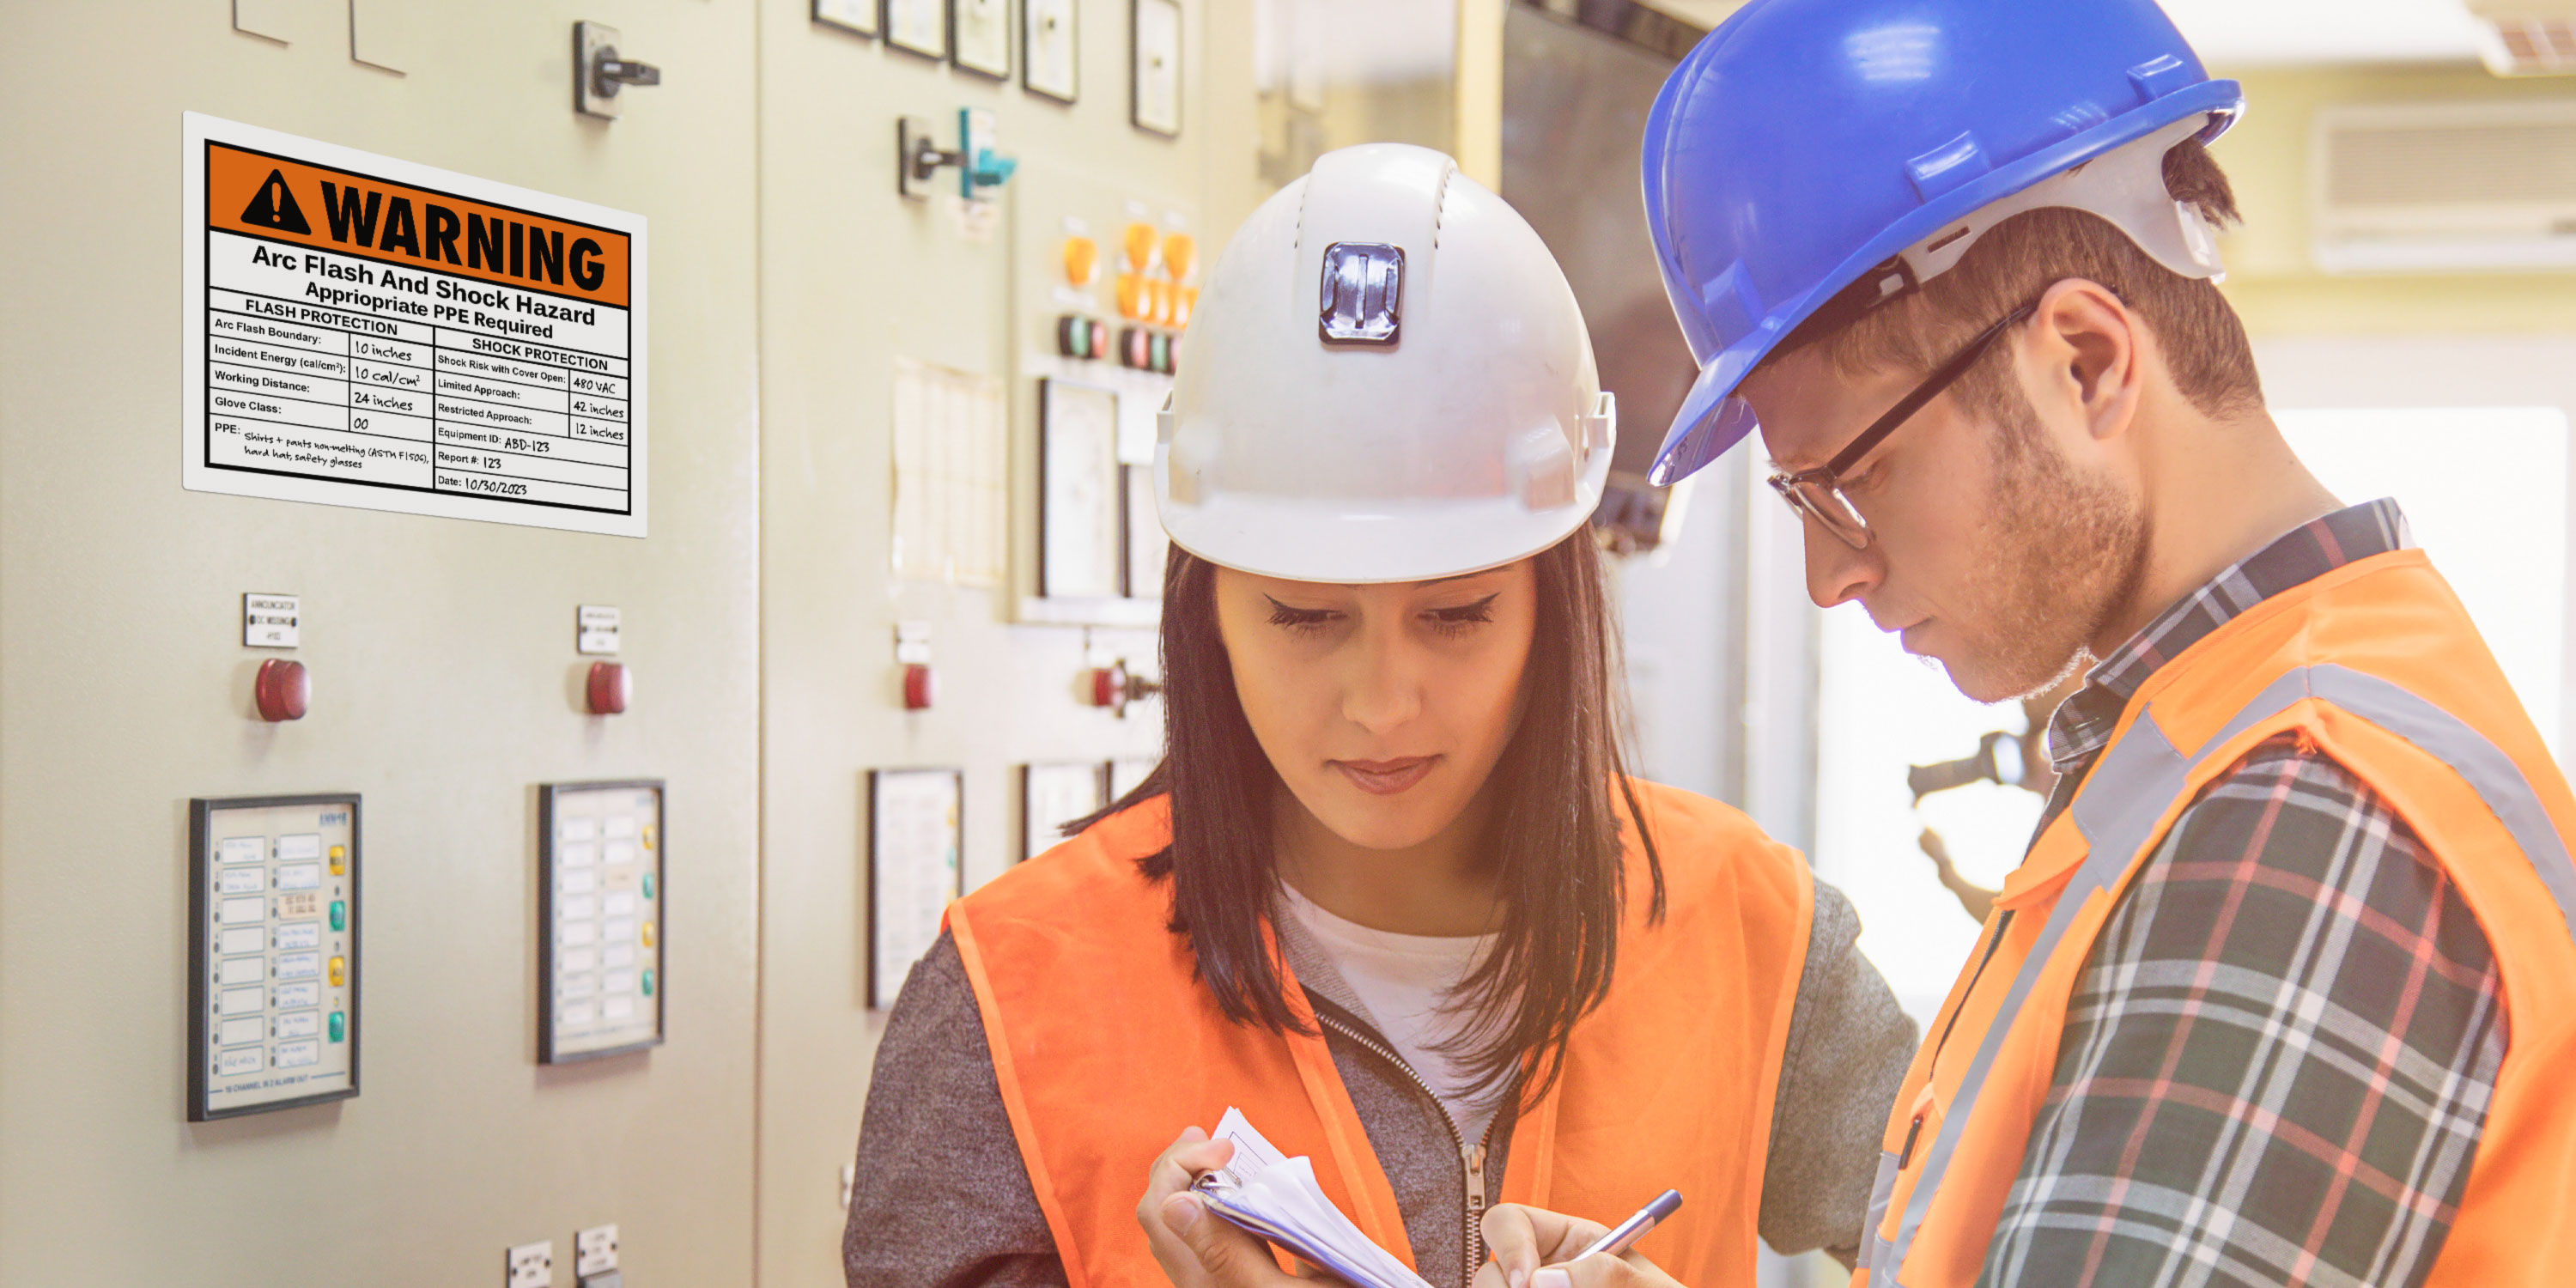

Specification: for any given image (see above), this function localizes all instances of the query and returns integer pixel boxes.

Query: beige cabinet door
[0,5,758,1283]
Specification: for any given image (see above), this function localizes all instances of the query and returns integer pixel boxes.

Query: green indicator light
[329,900,346,932]
[641,873,655,900]
[328,1012,345,1042]
[641,969,655,998]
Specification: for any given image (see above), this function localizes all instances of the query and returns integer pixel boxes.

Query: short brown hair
[1783,139,2263,422]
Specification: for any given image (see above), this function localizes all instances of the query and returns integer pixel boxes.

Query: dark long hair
[1069,532,1663,1109]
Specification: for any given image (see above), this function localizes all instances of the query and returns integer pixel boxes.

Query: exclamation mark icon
[239,167,312,235]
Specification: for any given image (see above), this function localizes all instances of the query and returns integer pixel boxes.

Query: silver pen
[1573,1189,1684,1261]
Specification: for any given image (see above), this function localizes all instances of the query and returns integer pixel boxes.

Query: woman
[844,144,1912,1288]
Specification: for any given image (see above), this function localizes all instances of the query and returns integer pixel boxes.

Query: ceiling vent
[2464,0,2576,76]
[2312,99,2576,272]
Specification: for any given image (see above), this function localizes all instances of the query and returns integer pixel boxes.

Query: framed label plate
[188,793,361,1121]
[538,780,666,1062]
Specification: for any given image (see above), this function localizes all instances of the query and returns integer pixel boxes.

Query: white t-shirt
[1278,884,1505,1145]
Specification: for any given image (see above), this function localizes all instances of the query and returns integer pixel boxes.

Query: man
[1595,1,2571,1286]
[1167,2,2576,1287]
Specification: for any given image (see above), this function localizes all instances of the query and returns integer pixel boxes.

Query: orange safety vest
[1856,550,2576,1287]
[945,780,1814,1288]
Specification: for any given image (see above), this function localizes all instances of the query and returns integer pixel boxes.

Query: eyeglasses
[1765,300,2038,550]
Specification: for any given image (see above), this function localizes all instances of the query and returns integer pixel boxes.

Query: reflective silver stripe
[2309,665,2576,939]
[1859,1148,1900,1277]
[1881,705,2190,1285]
[1878,663,2576,1285]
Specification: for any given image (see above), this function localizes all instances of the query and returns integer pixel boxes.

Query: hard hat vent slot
[1431,162,1456,248]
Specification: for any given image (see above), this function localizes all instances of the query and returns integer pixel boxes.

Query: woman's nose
[1340,632,1425,736]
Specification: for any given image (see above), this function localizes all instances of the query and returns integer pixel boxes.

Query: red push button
[254,659,309,721]
[586,661,631,714]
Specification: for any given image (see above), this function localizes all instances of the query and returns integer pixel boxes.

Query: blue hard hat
[1641,0,2242,485]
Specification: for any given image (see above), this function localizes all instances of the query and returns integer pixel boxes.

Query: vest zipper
[1314,1008,1500,1288]
[1927,910,2014,1069]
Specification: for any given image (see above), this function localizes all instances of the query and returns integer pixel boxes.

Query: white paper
[1040,380,1123,598]
[1023,762,1105,860]
[1199,1108,1433,1288]
[890,358,1007,586]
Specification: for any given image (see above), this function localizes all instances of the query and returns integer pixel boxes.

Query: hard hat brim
[1157,443,1613,586]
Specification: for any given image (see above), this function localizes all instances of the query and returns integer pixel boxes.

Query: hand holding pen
[1474,1192,1688,1288]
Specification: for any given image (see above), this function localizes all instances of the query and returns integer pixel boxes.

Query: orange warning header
[208,142,631,310]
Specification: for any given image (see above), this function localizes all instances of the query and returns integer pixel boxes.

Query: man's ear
[2028,278,2143,443]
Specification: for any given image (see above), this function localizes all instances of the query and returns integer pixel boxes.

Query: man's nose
[1803,515,1882,609]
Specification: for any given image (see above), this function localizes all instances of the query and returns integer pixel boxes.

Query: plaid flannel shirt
[1978,500,2509,1288]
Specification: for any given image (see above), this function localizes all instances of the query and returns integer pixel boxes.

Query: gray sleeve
[1757,877,1918,1267]
[844,932,1069,1288]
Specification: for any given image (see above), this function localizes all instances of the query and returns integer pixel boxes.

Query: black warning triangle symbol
[240,168,312,235]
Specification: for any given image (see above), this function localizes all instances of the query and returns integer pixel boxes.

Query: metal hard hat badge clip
[1319,242,1402,345]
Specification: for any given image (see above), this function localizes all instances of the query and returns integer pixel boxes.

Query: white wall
[2257,333,2576,756]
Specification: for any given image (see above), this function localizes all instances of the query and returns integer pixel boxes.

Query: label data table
[204,280,633,513]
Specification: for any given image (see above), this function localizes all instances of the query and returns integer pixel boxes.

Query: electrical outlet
[840,1163,857,1212]
[574,1224,619,1276]
[506,1240,553,1288]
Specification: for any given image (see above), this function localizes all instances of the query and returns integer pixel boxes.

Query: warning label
[182,113,647,537]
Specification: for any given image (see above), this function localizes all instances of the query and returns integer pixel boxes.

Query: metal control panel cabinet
[539,781,666,1063]
[187,794,360,1121]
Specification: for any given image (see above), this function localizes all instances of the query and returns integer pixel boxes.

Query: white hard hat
[1157,143,1613,584]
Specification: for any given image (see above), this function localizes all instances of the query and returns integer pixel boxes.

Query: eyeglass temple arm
[1823,301,2039,478]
